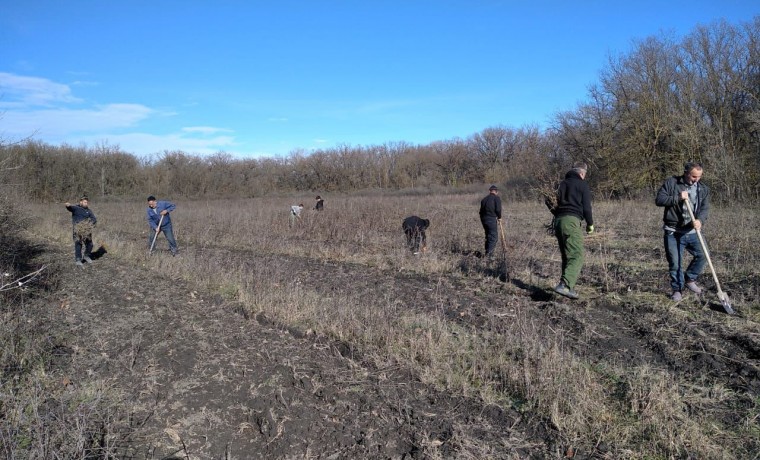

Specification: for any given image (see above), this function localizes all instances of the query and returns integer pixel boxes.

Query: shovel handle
[149,214,165,253]
[683,197,724,294]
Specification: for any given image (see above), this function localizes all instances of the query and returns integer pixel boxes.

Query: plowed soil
[30,234,760,459]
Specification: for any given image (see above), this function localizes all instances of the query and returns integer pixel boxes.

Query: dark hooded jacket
[555,170,593,225]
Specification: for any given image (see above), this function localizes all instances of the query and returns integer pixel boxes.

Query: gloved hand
[586,224,595,234]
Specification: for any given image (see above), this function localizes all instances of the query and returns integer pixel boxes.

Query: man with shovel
[655,162,710,301]
[147,195,178,256]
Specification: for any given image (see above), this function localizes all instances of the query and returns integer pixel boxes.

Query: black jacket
[402,216,430,233]
[66,205,97,226]
[655,175,709,228]
[555,170,593,225]
[479,194,502,221]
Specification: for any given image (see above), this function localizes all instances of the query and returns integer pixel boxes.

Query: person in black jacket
[402,216,430,254]
[655,161,710,301]
[65,196,97,266]
[553,163,594,299]
[479,185,502,257]
[314,195,324,211]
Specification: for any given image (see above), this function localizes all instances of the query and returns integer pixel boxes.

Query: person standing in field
[147,195,178,256]
[402,216,430,254]
[479,185,502,257]
[655,161,710,301]
[289,203,304,227]
[65,195,97,267]
[553,163,594,300]
[314,195,324,211]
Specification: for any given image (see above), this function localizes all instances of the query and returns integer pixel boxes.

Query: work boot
[554,282,579,300]
[685,281,702,295]
[670,291,682,301]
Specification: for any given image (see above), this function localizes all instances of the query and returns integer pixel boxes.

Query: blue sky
[1,1,757,158]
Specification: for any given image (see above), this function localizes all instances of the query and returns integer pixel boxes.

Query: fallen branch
[0,265,46,292]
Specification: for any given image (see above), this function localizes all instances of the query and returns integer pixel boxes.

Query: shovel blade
[718,291,734,315]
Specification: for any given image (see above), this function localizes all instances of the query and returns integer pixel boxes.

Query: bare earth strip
[42,245,557,459]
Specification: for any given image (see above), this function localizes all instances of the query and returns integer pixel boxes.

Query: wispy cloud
[1,104,153,137]
[78,131,237,157]
[181,126,232,135]
[0,72,238,156]
[0,72,81,107]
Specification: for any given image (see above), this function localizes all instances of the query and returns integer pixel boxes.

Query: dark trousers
[73,234,93,261]
[481,218,498,256]
[404,229,426,252]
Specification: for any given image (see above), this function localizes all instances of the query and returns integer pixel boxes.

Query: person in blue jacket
[147,195,178,255]
[65,195,97,266]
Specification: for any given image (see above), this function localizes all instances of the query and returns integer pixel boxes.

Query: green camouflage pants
[555,215,584,289]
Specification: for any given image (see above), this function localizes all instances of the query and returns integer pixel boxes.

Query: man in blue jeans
[655,162,710,301]
[147,195,178,255]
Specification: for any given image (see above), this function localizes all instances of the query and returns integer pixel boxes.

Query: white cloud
[0,72,242,157]
[181,126,232,135]
[1,104,153,137]
[78,131,236,156]
[0,72,81,107]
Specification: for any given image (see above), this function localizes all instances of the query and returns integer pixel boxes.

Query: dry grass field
[14,193,760,458]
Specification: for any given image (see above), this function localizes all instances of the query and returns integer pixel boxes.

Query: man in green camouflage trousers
[553,163,594,299]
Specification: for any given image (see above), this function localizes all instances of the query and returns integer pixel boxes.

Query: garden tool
[497,219,510,281]
[149,214,165,255]
[684,197,734,314]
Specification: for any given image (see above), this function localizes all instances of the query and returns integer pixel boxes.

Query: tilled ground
[27,229,760,459]
[38,245,559,459]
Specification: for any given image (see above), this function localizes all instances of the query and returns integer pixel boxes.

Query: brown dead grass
[29,194,760,458]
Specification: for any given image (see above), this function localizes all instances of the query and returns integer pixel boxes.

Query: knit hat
[147,195,156,201]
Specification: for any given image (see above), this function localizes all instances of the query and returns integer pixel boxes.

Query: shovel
[684,197,734,314]
[497,219,510,282]
[149,214,165,255]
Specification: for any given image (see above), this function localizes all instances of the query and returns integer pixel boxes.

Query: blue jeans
[148,224,178,253]
[664,229,706,292]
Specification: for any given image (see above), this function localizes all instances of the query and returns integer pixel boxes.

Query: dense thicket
[2,18,758,202]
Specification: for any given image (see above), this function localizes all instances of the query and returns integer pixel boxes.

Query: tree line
[2,18,758,203]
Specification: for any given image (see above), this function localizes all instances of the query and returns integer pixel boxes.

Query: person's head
[79,195,89,207]
[572,162,588,180]
[147,195,157,208]
[299,203,304,208]
[488,185,499,195]
[315,195,321,200]
[683,161,704,185]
